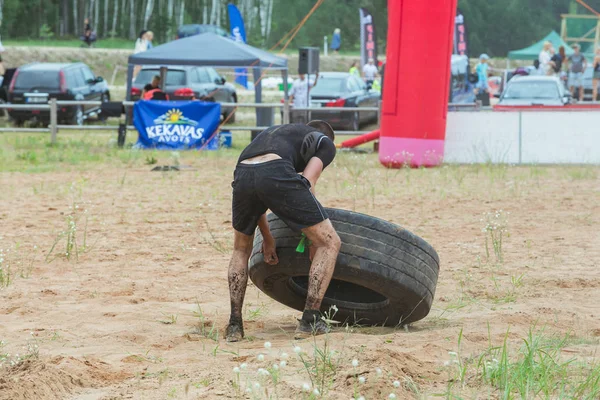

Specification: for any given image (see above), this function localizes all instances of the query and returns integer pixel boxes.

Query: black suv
[8,62,110,126]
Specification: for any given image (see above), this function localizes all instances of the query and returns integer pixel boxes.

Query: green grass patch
[5,38,134,49]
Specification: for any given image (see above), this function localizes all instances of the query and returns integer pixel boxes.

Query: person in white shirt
[538,41,552,76]
[289,73,319,123]
[362,58,379,89]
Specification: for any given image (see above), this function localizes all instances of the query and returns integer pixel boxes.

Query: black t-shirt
[551,54,562,73]
[238,124,336,172]
[85,24,92,32]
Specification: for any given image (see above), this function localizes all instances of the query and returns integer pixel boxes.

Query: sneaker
[225,322,244,342]
[294,318,330,340]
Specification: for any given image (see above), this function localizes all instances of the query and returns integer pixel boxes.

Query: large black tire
[249,208,440,326]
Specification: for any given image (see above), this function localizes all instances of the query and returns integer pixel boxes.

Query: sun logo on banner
[153,108,198,126]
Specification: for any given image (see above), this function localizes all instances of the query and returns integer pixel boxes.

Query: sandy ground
[0,153,599,399]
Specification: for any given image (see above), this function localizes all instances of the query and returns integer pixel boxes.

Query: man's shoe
[226,322,244,342]
[294,318,330,340]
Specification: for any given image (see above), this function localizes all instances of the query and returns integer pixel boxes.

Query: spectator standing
[133,31,149,80]
[539,41,552,75]
[474,53,490,95]
[362,58,378,89]
[289,73,319,123]
[593,47,600,102]
[548,46,562,76]
[134,30,149,54]
[566,44,587,101]
[83,18,94,47]
[349,61,360,78]
[330,28,341,54]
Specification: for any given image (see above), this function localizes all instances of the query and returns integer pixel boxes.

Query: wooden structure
[560,13,600,51]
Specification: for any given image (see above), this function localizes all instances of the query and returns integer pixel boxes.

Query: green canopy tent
[508,31,575,61]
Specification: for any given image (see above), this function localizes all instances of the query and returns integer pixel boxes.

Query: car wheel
[71,106,84,126]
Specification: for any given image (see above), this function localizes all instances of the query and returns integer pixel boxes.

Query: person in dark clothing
[83,18,93,47]
[226,120,341,342]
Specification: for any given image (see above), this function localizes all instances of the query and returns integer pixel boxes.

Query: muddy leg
[226,230,253,342]
[301,219,341,313]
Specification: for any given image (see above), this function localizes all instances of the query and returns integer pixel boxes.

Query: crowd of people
[536,41,600,101]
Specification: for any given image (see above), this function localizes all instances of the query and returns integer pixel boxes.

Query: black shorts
[231,159,328,235]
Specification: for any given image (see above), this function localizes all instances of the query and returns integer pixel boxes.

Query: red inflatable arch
[379,0,457,167]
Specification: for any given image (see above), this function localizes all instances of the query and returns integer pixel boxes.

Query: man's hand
[262,237,279,265]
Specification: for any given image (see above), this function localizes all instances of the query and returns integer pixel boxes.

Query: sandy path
[0,156,599,399]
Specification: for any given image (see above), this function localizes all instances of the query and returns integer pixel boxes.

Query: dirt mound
[0,356,130,400]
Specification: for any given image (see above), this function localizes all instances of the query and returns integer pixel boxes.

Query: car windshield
[135,70,186,86]
[503,81,560,100]
[14,70,60,90]
[311,78,345,96]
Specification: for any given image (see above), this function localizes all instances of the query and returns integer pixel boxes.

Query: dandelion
[272,364,279,371]
[253,382,261,390]
[257,354,265,362]
[233,367,240,374]
[448,351,457,357]
[357,396,365,400]
[264,341,272,349]
[245,387,252,394]
[393,380,400,388]
[389,394,397,399]
[293,346,302,354]
[240,363,248,369]
[280,352,289,360]
[302,383,311,392]
[376,368,382,376]
[313,388,320,396]
[352,359,359,367]
[358,376,366,384]
[279,360,287,368]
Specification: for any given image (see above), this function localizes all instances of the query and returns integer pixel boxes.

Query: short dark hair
[153,75,161,81]
[307,120,335,141]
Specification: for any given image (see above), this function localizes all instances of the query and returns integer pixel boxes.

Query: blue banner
[133,101,222,150]
[228,3,248,88]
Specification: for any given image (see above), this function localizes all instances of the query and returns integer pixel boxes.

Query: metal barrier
[0,99,480,143]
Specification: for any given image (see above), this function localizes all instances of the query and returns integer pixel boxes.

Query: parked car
[290,72,380,131]
[131,66,237,122]
[8,62,110,126]
[177,24,229,39]
[497,76,571,106]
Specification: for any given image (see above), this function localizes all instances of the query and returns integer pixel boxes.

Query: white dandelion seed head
[357,396,366,400]
[302,383,311,392]
[233,367,240,374]
[352,359,359,367]
[257,354,265,362]
[245,387,252,394]
[293,346,302,354]
[313,388,320,396]
[264,341,272,349]
[253,382,261,390]
[448,351,457,357]
[272,364,279,371]
[389,394,397,399]
[280,352,289,360]
[358,376,366,384]
[393,380,400,388]
[279,360,287,368]
[240,363,248,369]
[376,367,383,376]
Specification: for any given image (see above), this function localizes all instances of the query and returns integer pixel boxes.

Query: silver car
[498,76,571,106]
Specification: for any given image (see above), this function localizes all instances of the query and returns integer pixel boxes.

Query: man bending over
[226,120,341,342]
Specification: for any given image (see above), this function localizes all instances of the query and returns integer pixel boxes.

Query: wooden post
[561,17,567,41]
[595,18,600,51]
[50,98,58,144]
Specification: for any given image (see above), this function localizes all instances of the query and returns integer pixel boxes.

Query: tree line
[0,0,597,56]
